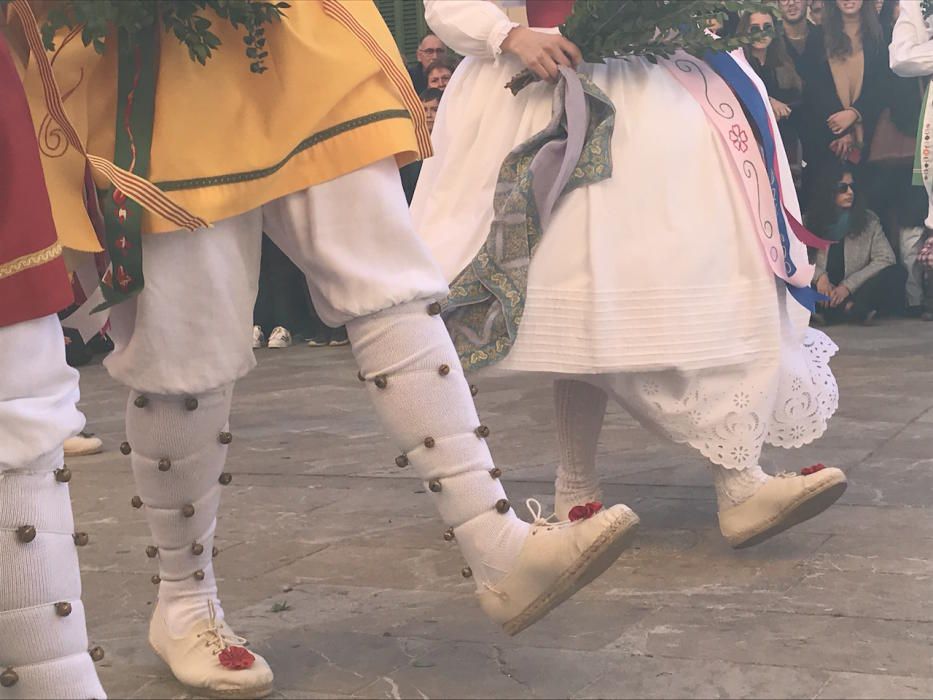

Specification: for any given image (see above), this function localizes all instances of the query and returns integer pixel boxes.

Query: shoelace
[525,498,561,527]
[196,601,248,656]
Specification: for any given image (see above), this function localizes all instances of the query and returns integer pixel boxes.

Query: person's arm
[423,0,519,59]
[841,213,897,292]
[890,0,933,77]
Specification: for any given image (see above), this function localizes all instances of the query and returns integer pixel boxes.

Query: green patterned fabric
[444,73,615,371]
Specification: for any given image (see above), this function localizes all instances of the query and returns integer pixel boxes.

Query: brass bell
[489,467,502,479]
[158,458,172,472]
[428,479,442,493]
[54,467,72,483]
[16,525,36,543]
[182,504,195,518]
[395,454,409,468]
[89,646,105,662]
[193,569,205,581]
[212,546,219,558]
[374,375,388,389]
[0,668,18,688]
[55,602,72,617]
[443,527,455,542]
[219,472,232,485]
[423,437,436,448]
[131,495,143,509]
[218,431,233,445]
[151,574,162,584]
[120,441,132,455]
[438,364,450,376]
[146,545,159,558]
[470,384,479,397]
[427,301,442,316]
[191,542,204,556]
[357,370,366,382]
[495,499,511,514]
[475,425,490,438]
[461,566,473,579]
[73,532,89,546]
[134,395,149,408]
[185,397,199,411]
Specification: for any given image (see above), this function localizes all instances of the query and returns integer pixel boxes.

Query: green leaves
[510,0,774,93]
[40,0,290,72]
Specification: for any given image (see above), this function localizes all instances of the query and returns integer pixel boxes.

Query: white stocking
[124,384,234,636]
[346,301,530,588]
[553,379,607,518]
[709,463,772,510]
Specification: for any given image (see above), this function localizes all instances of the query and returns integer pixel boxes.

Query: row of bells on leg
[14,525,88,546]
[0,646,105,688]
[133,395,201,411]
[119,431,234,460]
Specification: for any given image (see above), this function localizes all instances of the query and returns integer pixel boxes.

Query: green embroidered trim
[444,74,615,372]
[155,109,412,192]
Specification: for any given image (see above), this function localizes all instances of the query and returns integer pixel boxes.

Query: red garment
[0,35,72,328]
[525,0,575,28]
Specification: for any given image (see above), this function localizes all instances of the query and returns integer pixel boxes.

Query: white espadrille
[149,601,273,699]
[478,500,639,636]
[718,466,847,549]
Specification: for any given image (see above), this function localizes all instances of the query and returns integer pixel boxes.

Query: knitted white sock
[124,384,234,637]
[346,300,530,588]
[709,463,772,510]
[0,447,106,699]
[553,379,607,518]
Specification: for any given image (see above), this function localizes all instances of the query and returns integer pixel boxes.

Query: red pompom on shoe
[801,464,826,476]
[568,501,603,522]
[218,646,255,670]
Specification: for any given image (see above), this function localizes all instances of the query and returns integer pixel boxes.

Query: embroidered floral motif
[218,646,255,670]
[729,124,749,152]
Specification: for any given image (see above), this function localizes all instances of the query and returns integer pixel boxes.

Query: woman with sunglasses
[739,10,805,179]
[809,164,907,323]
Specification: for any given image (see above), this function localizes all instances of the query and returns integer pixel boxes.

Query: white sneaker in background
[252,325,265,349]
[267,326,292,349]
[64,431,104,457]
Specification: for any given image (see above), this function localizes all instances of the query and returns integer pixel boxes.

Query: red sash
[0,36,72,328]
[525,0,575,28]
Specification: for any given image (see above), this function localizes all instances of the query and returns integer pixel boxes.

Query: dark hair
[805,161,868,238]
[823,0,883,58]
[419,87,444,103]
[425,60,452,80]
[738,10,803,92]
[878,0,898,36]
[419,31,437,45]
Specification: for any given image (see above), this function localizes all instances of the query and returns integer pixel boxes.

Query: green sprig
[508,0,776,94]
[37,0,289,73]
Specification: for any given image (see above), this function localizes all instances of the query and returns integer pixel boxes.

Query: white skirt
[411,50,838,469]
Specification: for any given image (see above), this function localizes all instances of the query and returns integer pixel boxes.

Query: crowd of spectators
[734,0,932,323]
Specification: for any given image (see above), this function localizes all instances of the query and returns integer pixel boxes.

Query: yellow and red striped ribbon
[8,0,208,231]
[322,0,433,160]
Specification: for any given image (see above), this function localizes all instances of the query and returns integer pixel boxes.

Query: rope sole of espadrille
[502,508,640,637]
[730,473,847,550]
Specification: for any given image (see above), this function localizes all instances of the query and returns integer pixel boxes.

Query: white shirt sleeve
[890,0,933,76]
[423,0,519,59]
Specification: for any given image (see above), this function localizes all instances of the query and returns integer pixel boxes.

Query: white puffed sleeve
[423,0,519,59]
[890,0,933,77]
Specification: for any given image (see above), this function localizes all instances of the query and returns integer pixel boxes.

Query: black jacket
[797,26,887,161]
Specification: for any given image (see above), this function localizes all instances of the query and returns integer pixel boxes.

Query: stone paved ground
[69,319,933,699]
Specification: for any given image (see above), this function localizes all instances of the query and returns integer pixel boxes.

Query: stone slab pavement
[66,319,933,699]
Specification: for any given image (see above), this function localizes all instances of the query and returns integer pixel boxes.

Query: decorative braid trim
[0,241,62,280]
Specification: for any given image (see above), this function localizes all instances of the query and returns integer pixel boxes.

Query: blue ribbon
[704,50,822,312]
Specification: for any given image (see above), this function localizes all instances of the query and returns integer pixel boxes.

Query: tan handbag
[868,107,917,166]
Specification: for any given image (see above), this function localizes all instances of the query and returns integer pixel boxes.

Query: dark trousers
[253,234,313,337]
[825,264,907,321]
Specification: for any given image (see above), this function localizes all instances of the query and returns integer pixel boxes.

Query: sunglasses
[836,182,855,193]
[418,48,447,55]
[750,22,775,32]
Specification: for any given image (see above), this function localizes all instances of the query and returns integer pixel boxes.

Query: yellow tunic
[19,0,430,252]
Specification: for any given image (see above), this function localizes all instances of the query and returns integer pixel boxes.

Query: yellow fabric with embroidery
[21,0,429,251]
